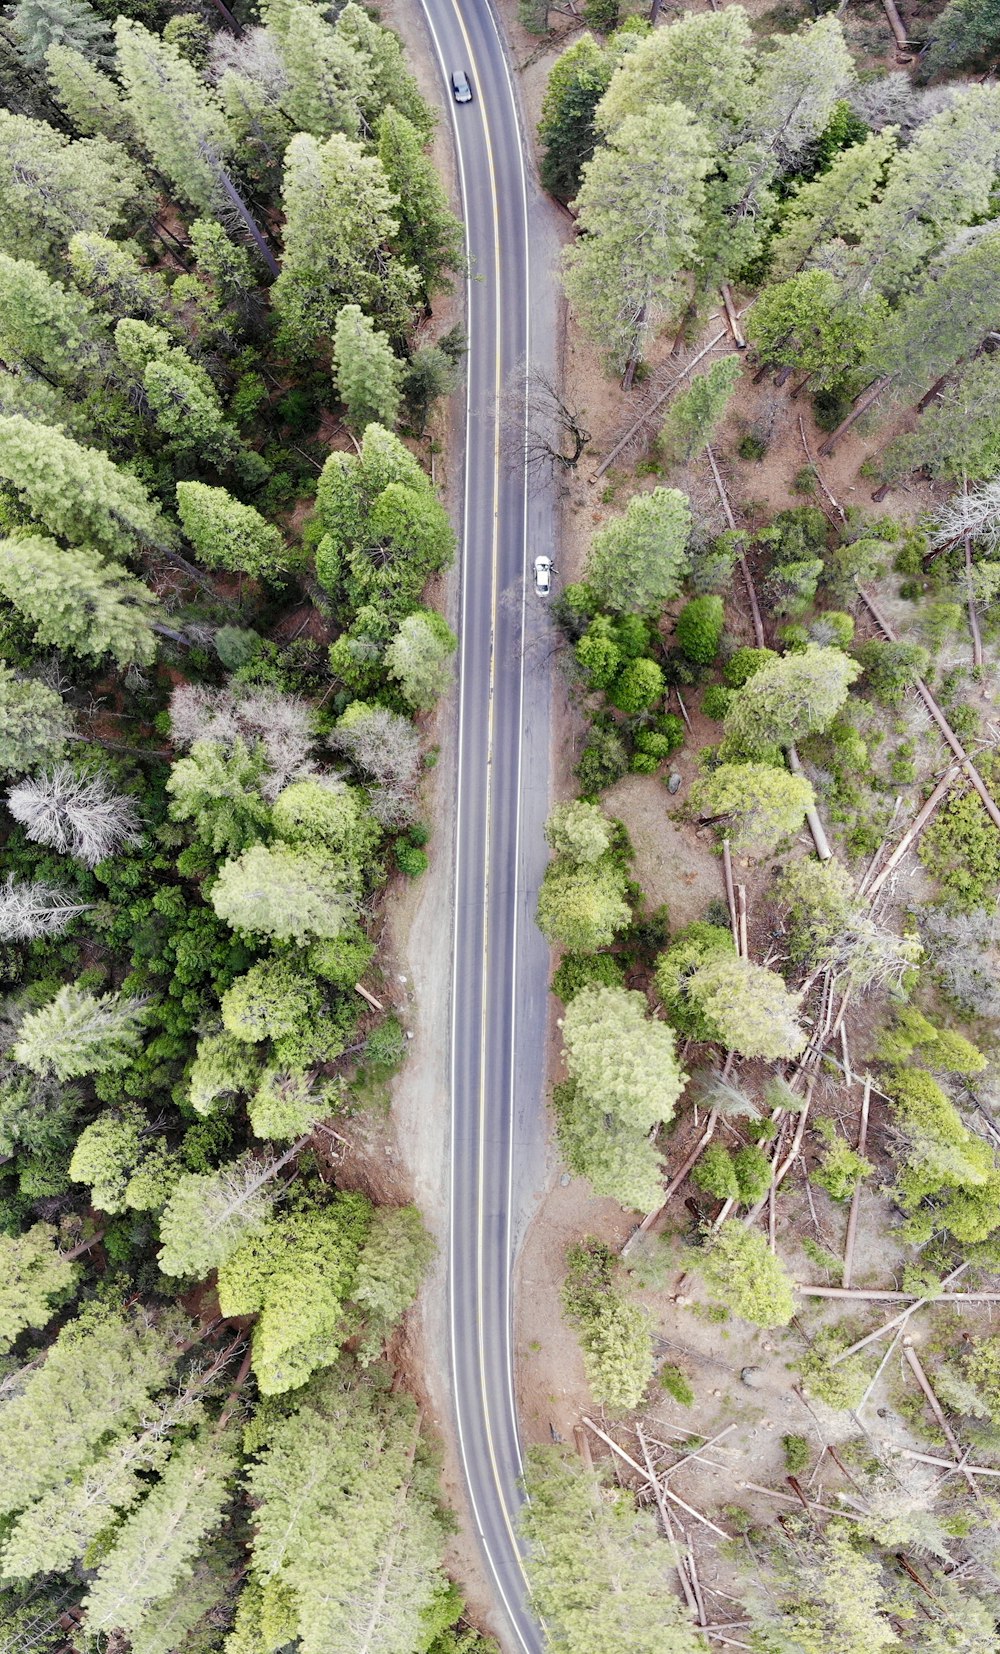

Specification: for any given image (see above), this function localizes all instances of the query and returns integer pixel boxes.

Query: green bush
[551,951,626,1002]
[692,1144,740,1200]
[920,756,1000,909]
[701,685,734,721]
[395,842,429,877]
[659,1362,695,1406]
[723,647,777,688]
[855,639,929,707]
[607,657,664,714]
[576,724,629,795]
[811,1117,872,1202]
[733,1144,772,1204]
[782,1433,810,1473]
[675,595,724,665]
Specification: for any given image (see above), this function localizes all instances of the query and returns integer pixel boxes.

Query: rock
[667,771,682,794]
[559,1172,571,1187]
[741,1366,765,1388]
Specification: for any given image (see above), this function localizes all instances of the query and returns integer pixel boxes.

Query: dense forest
[0,1,490,1652]
[521,1,1000,1650]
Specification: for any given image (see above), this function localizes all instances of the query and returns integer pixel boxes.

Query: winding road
[413,1,556,1649]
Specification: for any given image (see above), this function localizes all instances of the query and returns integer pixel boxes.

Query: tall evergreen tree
[67,232,173,328]
[0,253,101,387]
[0,1307,181,1518]
[13,986,147,1081]
[44,41,132,142]
[724,644,859,751]
[274,132,419,352]
[563,102,712,369]
[0,536,160,666]
[0,665,70,775]
[376,108,464,295]
[768,129,897,279]
[157,1151,291,1280]
[385,608,457,709]
[211,843,357,944]
[280,2,372,140]
[9,0,111,65]
[883,353,1000,483]
[921,0,1000,76]
[349,1205,435,1364]
[0,110,146,269]
[597,7,755,146]
[176,481,287,578]
[333,304,403,431]
[0,414,174,557]
[748,13,855,166]
[584,486,691,613]
[538,32,614,201]
[82,1431,237,1639]
[0,1222,77,1352]
[660,354,741,463]
[878,225,1000,394]
[334,0,433,137]
[242,1360,452,1654]
[845,86,1000,297]
[520,1447,706,1654]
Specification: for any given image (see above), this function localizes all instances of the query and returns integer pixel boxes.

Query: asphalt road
[413,2,555,1650]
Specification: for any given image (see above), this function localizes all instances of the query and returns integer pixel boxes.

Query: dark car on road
[451,69,473,103]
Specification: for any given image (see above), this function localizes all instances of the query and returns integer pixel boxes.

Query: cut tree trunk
[841,1075,870,1289]
[706,444,766,647]
[787,744,832,860]
[966,531,984,668]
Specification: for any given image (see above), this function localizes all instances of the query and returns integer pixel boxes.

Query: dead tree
[522,364,592,476]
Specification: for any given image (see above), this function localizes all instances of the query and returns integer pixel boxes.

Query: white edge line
[415,5,539,1652]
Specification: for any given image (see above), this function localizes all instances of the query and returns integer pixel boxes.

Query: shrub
[920,759,1000,909]
[675,595,724,665]
[551,951,625,1002]
[607,657,664,714]
[692,1222,795,1326]
[701,685,733,721]
[395,842,429,877]
[562,1239,654,1412]
[723,647,777,688]
[811,1117,872,1202]
[782,1433,810,1472]
[855,639,929,708]
[659,1363,694,1406]
[733,1144,772,1204]
[576,724,629,794]
[692,1144,740,1200]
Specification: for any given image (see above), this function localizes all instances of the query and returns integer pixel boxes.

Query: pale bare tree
[0,876,91,942]
[517,364,591,478]
[7,767,143,868]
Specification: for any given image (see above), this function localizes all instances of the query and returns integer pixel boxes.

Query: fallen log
[590,329,731,483]
[796,1285,999,1302]
[722,838,739,950]
[863,763,962,902]
[787,743,833,861]
[902,1340,985,1507]
[841,1076,870,1289]
[899,1448,1000,1477]
[706,444,766,648]
[818,375,894,457]
[621,1107,720,1257]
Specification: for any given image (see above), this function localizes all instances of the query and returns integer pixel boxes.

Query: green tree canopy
[211,843,357,944]
[520,1446,707,1653]
[13,986,146,1081]
[585,486,691,614]
[562,1240,654,1411]
[692,1221,795,1326]
[0,1222,77,1352]
[544,799,614,864]
[0,252,102,387]
[0,665,70,776]
[538,33,615,201]
[157,1151,287,1280]
[10,0,111,64]
[597,7,755,146]
[536,854,631,952]
[0,110,145,270]
[175,481,287,579]
[0,414,173,558]
[686,953,806,1061]
[660,356,741,464]
[563,102,713,370]
[690,761,815,853]
[332,303,403,432]
[166,739,271,857]
[376,108,464,295]
[723,645,859,753]
[385,608,457,709]
[0,535,160,667]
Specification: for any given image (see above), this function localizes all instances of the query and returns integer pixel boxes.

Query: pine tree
[82,1431,236,1639]
[44,42,132,141]
[275,133,419,353]
[6,765,143,866]
[187,1030,261,1116]
[0,666,70,776]
[769,129,897,279]
[692,1221,795,1325]
[68,1105,169,1215]
[0,874,90,942]
[563,102,713,369]
[13,986,146,1080]
[280,2,372,140]
[334,0,433,137]
[846,86,1000,297]
[921,0,1000,76]
[883,353,1000,484]
[242,1360,451,1654]
[685,953,806,1060]
[585,486,691,613]
[189,218,258,320]
[660,355,742,464]
[520,1446,706,1654]
[385,608,457,709]
[157,1150,292,1279]
[349,1205,435,1364]
[0,414,174,557]
[211,843,356,944]
[724,644,859,752]
[0,1222,77,1352]
[9,0,111,65]
[0,535,159,666]
[114,19,227,215]
[562,1239,654,1410]
[745,270,888,387]
[561,984,686,1131]
[0,251,102,387]
[536,857,631,951]
[67,232,173,327]
[166,739,270,856]
[597,7,755,146]
[748,14,855,167]
[218,1193,371,1394]
[690,762,815,853]
[544,799,613,864]
[332,304,403,431]
[0,1307,181,1518]
[174,480,286,578]
[0,110,146,270]
[878,225,1000,395]
[376,109,464,295]
[538,32,614,201]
